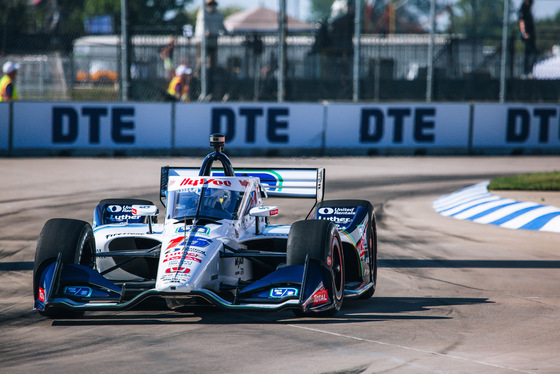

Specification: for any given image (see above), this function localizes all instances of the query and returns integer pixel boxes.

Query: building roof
[224,6,313,33]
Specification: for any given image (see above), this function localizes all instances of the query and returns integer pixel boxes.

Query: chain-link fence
[1,0,559,103]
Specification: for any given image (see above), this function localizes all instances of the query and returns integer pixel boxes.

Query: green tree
[309,0,333,22]
[1,0,32,32]
[533,12,560,55]
[453,0,512,39]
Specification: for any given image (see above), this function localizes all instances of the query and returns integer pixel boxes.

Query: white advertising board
[174,103,325,148]
[473,104,560,149]
[12,102,172,149]
[326,103,471,149]
[0,103,8,151]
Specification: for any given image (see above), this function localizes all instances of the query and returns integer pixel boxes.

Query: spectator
[160,36,176,81]
[195,0,227,82]
[519,0,537,78]
[0,61,20,102]
[167,65,192,102]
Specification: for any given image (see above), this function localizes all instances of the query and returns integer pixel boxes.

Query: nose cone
[156,279,193,293]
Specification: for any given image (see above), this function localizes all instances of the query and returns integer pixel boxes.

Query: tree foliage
[309,0,333,22]
[450,0,509,38]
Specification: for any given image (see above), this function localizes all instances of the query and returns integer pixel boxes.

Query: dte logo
[211,107,289,143]
[360,107,436,143]
[52,106,135,144]
[506,108,559,143]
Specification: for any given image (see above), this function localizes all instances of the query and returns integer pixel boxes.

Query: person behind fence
[1,61,20,102]
[160,36,176,81]
[167,65,192,102]
[195,0,227,72]
[518,0,537,78]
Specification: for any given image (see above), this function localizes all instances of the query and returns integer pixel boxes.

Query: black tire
[287,220,344,316]
[315,199,378,299]
[33,218,96,318]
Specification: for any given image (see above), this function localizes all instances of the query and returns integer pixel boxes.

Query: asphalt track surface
[1,156,559,374]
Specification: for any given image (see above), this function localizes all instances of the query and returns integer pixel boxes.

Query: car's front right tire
[34,218,96,318]
[287,220,344,317]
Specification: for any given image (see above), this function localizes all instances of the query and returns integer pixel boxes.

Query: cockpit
[165,177,258,222]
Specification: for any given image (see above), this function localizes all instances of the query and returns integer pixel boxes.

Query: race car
[33,134,378,318]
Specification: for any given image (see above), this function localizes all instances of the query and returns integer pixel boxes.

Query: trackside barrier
[1,101,559,157]
[0,103,9,152]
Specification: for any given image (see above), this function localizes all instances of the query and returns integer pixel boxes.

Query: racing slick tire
[316,199,378,299]
[33,218,96,318]
[287,220,344,316]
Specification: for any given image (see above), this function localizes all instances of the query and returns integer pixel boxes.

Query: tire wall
[1,101,559,157]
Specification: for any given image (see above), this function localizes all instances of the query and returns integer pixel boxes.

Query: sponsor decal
[52,106,135,144]
[64,286,92,297]
[175,226,210,235]
[163,246,206,260]
[165,267,191,274]
[38,287,45,302]
[108,214,136,221]
[160,275,188,282]
[312,286,329,306]
[210,106,289,144]
[270,287,299,298]
[108,205,127,213]
[318,216,352,225]
[359,107,436,144]
[105,232,148,239]
[164,255,201,264]
[254,206,278,216]
[317,206,356,226]
[505,107,559,143]
[357,224,367,258]
[318,207,356,216]
[179,177,232,187]
[166,236,212,250]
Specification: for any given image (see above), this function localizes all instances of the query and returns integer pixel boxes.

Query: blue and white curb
[433,182,560,233]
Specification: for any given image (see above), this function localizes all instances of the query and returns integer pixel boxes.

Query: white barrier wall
[472,104,560,149]
[174,103,325,149]
[0,103,9,151]
[326,103,470,149]
[12,102,172,149]
[3,101,560,155]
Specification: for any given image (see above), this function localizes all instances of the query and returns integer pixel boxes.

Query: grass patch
[488,171,560,191]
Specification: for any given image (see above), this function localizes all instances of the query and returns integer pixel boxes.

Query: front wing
[35,253,339,314]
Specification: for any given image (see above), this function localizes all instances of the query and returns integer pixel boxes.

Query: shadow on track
[48,296,492,326]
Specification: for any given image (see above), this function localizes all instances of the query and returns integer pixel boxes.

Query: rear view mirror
[132,205,158,217]
[249,206,279,217]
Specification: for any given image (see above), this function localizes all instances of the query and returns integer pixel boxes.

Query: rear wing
[160,167,325,207]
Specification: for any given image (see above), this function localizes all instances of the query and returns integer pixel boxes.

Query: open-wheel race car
[33,134,378,318]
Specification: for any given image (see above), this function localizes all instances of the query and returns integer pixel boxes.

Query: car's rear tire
[359,211,377,299]
[287,220,344,316]
[33,218,96,318]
